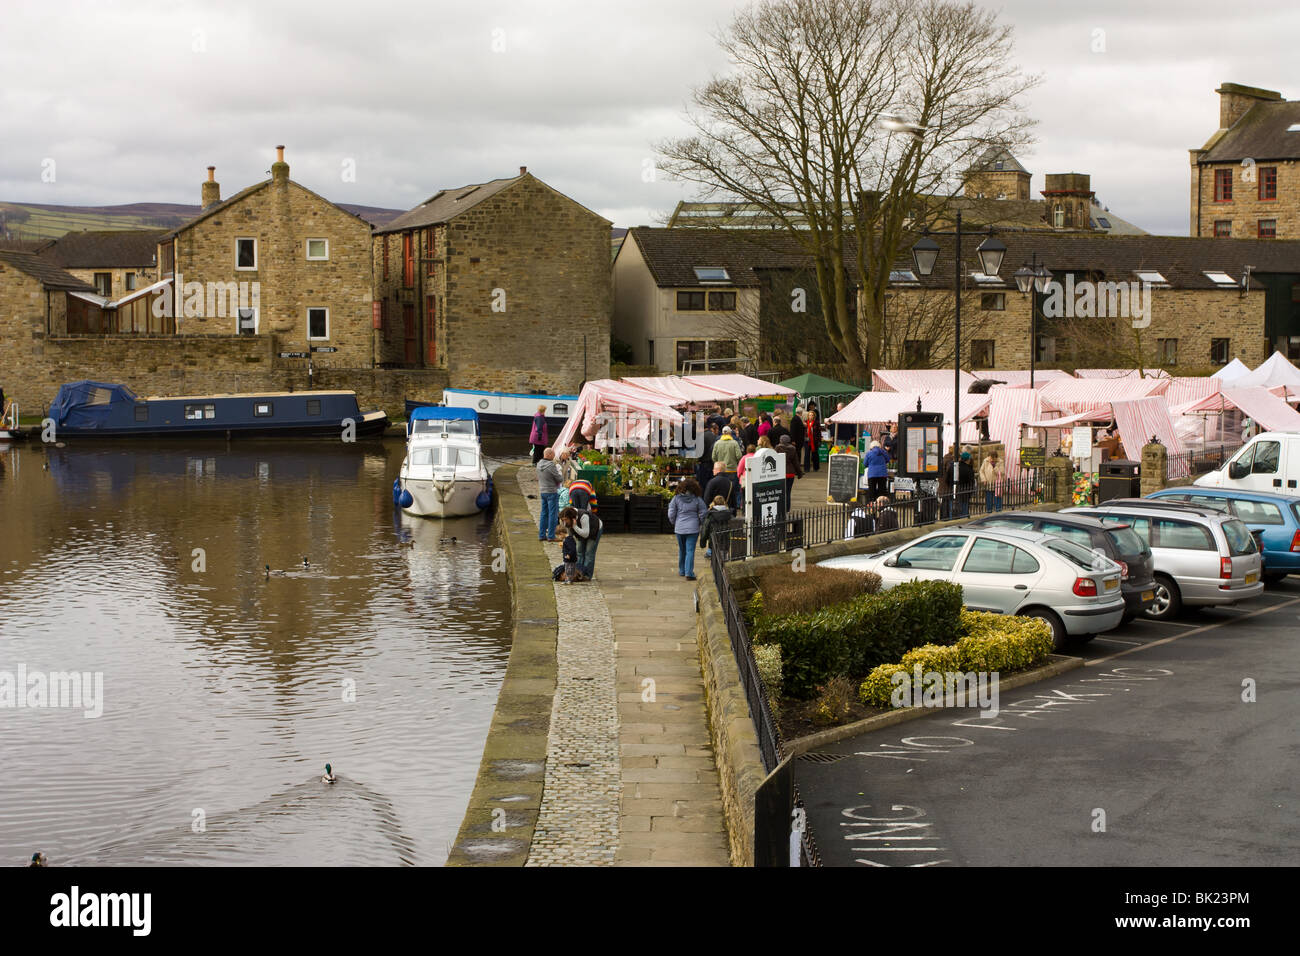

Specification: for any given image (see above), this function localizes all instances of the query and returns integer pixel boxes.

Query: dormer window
[693,266,729,283]
[1134,270,1170,288]
[1053,205,1064,228]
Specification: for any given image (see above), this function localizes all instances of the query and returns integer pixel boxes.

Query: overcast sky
[2,0,1296,235]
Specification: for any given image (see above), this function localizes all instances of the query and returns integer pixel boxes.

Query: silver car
[819,527,1125,651]
[1065,502,1264,619]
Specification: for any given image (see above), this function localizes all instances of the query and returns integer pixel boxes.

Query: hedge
[751,565,882,618]
[752,580,964,699]
[858,611,1055,708]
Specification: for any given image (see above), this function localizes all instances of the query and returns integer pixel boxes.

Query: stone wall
[1193,159,1300,239]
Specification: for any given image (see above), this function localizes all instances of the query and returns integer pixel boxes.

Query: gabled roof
[1200,99,1300,163]
[374,175,522,235]
[162,177,369,240]
[0,250,97,291]
[968,146,1029,175]
[37,229,166,268]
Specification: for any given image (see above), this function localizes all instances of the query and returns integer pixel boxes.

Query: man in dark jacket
[956,451,976,517]
[742,417,759,450]
[881,423,897,460]
[938,450,955,519]
[873,496,899,531]
[769,414,790,447]
[704,463,734,517]
[790,410,807,466]
[696,423,719,488]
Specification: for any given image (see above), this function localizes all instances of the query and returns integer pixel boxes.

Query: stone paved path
[516,467,730,866]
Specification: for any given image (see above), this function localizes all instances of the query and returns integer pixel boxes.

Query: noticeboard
[746,448,788,556]
[897,411,943,480]
[1019,445,1046,469]
[826,453,860,503]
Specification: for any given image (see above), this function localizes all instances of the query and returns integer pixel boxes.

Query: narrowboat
[47,381,388,439]
[405,387,576,434]
[393,406,492,518]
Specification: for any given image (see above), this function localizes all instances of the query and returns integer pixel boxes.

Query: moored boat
[394,406,491,518]
[47,381,388,439]
[405,387,576,434]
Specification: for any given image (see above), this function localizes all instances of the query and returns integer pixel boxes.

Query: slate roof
[0,250,97,291]
[37,229,166,268]
[625,227,1300,292]
[1200,99,1300,163]
[968,146,1029,175]
[374,175,522,235]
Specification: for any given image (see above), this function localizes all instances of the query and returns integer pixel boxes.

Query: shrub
[755,564,881,617]
[858,612,1055,708]
[753,643,783,720]
[752,580,964,699]
[810,677,857,727]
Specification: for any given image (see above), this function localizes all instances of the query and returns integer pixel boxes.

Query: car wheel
[1144,574,1182,620]
[1262,571,1288,585]
[1025,608,1067,653]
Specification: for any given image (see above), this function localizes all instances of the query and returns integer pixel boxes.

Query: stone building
[36,229,164,299]
[1191,82,1300,239]
[615,227,1300,376]
[371,168,612,394]
[157,147,376,369]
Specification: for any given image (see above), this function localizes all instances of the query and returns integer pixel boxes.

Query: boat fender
[475,490,492,511]
[392,478,402,505]
[398,489,414,509]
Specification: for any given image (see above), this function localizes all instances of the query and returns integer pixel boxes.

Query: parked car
[1064,501,1263,619]
[818,526,1125,650]
[1144,487,1300,584]
[1194,431,1300,494]
[964,511,1156,621]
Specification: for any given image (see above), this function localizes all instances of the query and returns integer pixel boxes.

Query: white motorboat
[394,406,491,518]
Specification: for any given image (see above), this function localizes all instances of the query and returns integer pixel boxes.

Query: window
[409,446,480,469]
[184,403,216,420]
[1233,500,1284,525]
[889,269,919,285]
[1035,334,1055,364]
[961,538,1040,574]
[895,534,968,571]
[306,399,322,416]
[307,307,329,340]
[1039,521,1094,548]
[676,339,706,370]
[674,339,736,372]
[383,235,389,280]
[980,292,1005,311]
[1153,519,1215,551]
[1223,519,1256,556]
[124,273,137,291]
[236,237,257,270]
[903,339,931,365]
[426,229,436,275]
[970,339,995,369]
[253,402,274,417]
[306,238,329,260]
[160,241,175,277]
[237,307,257,335]
[707,291,737,311]
[1258,219,1277,238]
[1097,217,1112,229]
[1157,338,1178,365]
[1044,538,1113,571]
[1250,440,1280,474]
[93,272,112,296]
[134,405,148,422]
[1213,220,1231,238]
[1259,166,1277,200]
[970,273,1002,286]
[693,266,729,282]
[676,291,706,311]
[1211,338,1230,365]
[1214,168,1232,201]
[381,300,390,342]
[426,295,438,365]
[1053,205,1064,227]
[1292,283,1300,303]
[1102,514,1150,546]
[1105,526,1147,557]
[1204,271,1237,288]
[1134,270,1169,287]
[402,233,414,286]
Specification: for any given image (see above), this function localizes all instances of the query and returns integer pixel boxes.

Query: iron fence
[1166,443,1242,480]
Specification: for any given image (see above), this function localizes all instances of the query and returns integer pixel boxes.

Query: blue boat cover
[49,381,138,430]
[410,405,479,422]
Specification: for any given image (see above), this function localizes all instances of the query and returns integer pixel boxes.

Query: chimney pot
[207,166,216,182]
[276,145,285,162]
[519,166,527,176]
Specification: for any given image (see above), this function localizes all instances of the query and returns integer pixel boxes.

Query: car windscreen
[1105,526,1147,557]
[1293,502,1300,525]
[1044,537,1115,572]
[1223,518,1257,556]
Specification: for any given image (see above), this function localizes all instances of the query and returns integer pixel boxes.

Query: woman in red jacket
[803,402,821,472]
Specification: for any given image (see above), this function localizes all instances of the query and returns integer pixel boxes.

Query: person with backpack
[775,434,802,509]
[560,502,602,581]
[529,405,548,464]
[700,494,733,558]
[667,478,709,580]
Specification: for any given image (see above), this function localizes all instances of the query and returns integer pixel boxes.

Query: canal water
[0,436,520,866]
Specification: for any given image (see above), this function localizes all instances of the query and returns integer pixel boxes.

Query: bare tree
[658,0,1037,377]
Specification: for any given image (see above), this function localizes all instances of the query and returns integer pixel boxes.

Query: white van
[1195,432,1300,493]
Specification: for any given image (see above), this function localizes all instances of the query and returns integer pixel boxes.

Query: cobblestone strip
[518,466,621,865]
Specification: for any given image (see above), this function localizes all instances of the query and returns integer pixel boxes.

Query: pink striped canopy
[1163,376,1222,410]
[987,386,1049,478]
[1039,376,1169,415]
[680,373,797,400]
[1110,397,1186,477]
[620,375,738,405]
[972,369,1074,388]
[1181,387,1300,432]
[871,369,977,393]
[552,379,684,451]
[1073,368,1172,379]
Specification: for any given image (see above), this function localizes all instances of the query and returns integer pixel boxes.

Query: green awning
[777,372,864,404]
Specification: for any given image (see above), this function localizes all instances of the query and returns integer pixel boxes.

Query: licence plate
[1245,572,1257,585]
[1104,578,1118,590]
[1141,590,1154,602]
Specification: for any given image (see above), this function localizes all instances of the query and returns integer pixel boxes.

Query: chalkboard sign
[826,453,860,503]
[1019,445,1046,468]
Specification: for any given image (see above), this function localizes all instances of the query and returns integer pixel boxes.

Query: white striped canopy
[1073,368,1172,379]
[620,375,738,405]
[871,369,976,393]
[828,388,991,426]
[1163,376,1222,410]
[680,373,798,400]
[552,379,684,451]
[1038,376,1169,416]
[1181,386,1300,432]
[986,386,1049,477]
[1022,396,1187,479]
[971,369,1074,388]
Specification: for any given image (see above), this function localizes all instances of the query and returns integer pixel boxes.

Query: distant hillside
[0,199,408,241]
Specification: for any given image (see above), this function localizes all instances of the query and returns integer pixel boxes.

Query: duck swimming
[30,852,47,867]
[322,763,336,784]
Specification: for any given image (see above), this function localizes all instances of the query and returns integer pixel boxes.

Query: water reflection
[0,439,515,866]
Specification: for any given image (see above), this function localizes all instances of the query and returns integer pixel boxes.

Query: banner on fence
[746,448,787,557]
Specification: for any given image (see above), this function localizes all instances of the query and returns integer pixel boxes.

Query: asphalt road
[796,578,1300,867]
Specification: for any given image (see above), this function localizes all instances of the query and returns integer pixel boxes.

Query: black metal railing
[713,472,1055,559]
[1165,443,1242,480]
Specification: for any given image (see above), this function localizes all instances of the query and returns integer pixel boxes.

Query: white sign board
[1071,426,1093,462]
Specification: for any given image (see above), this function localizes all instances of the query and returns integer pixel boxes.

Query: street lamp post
[1012,254,1052,388]
[911,213,1005,515]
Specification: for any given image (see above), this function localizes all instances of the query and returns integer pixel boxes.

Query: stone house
[372,168,612,393]
[0,251,99,407]
[1191,82,1300,240]
[157,147,375,368]
[36,229,164,300]
[615,227,1300,375]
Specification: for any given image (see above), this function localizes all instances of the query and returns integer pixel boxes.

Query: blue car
[1145,487,1300,583]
